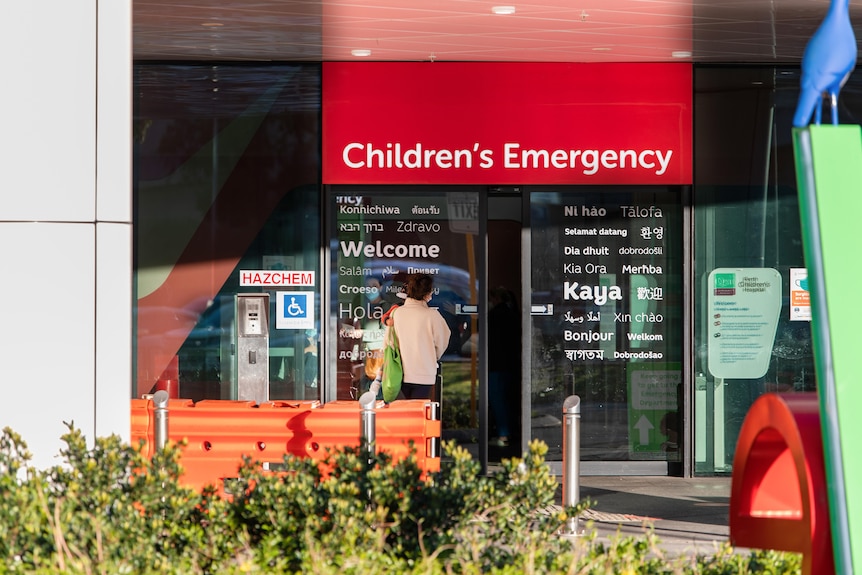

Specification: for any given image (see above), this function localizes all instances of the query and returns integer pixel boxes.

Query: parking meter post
[562,395,582,535]
[153,390,170,452]
[359,391,377,461]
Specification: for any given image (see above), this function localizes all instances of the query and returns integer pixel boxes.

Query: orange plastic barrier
[131,397,441,494]
[729,393,833,575]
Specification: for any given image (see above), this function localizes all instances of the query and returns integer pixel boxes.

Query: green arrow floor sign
[793,124,862,574]
[627,363,681,458]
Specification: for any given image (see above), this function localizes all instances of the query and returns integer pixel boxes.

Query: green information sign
[707,267,782,380]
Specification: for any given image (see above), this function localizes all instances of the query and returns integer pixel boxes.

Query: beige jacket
[390,298,451,385]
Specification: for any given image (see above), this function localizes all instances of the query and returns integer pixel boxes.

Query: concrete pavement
[557,476,735,557]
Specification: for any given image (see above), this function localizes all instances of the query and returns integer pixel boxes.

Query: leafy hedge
[0,426,801,574]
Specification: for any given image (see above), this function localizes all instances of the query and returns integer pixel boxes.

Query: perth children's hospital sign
[322,62,692,185]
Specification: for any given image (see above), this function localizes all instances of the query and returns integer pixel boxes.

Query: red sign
[239,270,315,287]
[323,62,692,185]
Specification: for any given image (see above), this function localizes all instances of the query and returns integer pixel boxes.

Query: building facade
[2,2,841,476]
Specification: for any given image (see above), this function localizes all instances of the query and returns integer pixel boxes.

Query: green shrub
[0,426,801,574]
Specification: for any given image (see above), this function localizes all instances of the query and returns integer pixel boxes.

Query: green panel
[793,125,862,575]
[626,363,682,457]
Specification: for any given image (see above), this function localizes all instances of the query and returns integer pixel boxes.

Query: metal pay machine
[236,293,270,404]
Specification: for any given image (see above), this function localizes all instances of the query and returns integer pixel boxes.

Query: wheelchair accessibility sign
[276,291,314,330]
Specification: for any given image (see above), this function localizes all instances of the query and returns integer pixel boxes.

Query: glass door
[328,187,482,453]
[528,186,684,475]
[486,190,524,461]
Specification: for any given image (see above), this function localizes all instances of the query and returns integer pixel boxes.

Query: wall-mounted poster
[707,268,782,379]
[790,267,811,322]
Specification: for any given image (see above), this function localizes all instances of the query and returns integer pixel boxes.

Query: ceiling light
[671,51,692,59]
[592,47,611,51]
[492,6,516,15]
[201,22,223,27]
[351,49,372,57]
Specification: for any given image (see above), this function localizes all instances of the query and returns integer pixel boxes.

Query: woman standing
[391,273,451,400]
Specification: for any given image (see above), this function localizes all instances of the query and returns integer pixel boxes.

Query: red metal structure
[729,393,833,575]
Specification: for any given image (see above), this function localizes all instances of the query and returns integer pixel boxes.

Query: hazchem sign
[239,270,315,287]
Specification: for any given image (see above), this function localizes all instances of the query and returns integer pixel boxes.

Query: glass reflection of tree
[769,322,815,392]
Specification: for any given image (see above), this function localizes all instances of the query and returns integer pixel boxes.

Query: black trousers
[400,382,434,400]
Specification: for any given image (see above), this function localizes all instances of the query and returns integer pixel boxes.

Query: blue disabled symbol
[284,294,308,318]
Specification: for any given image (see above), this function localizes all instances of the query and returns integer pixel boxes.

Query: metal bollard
[153,389,170,451]
[359,389,377,460]
[562,395,582,535]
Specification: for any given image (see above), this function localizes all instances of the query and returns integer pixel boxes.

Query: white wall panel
[0,223,95,470]
[0,1,133,467]
[1,1,96,222]
[97,0,132,223]
[95,223,132,440]
[94,0,133,441]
